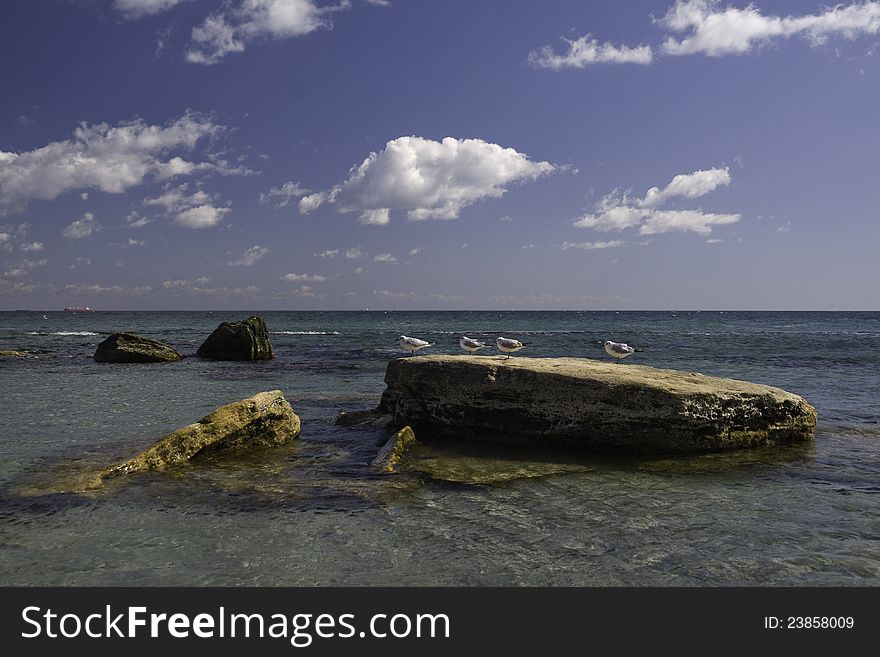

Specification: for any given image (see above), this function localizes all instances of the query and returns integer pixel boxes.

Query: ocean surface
[0,310,878,586]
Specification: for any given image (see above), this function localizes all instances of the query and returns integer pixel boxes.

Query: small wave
[272,331,341,335]
[27,331,99,336]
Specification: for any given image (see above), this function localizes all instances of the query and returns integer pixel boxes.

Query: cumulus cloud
[660,0,880,57]
[113,0,188,19]
[259,180,310,207]
[299,136,555,223]
[639,167,731,207]
[145,184,231,228]
[373,253,397,262]
[127,238,147,246]
[0,113,221,216]
[574,166,740,236]
[531,1,880,68]
[186,0,349,65]
[314,248,339,258]
[228,245,269,266]
[281,272,328,282]
[528,35,653,68]
[20,241,44,252]
[344,247,363,258]
[63,212,101,239]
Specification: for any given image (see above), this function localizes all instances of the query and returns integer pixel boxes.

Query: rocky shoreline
[7,316,820,493]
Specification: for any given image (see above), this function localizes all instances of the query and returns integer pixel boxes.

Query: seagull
[496,336,525,359]
[603,340,642,364]
[398,335,434,355]
[459,336,489,353]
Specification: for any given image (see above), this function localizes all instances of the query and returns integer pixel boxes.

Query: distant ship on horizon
[63,306,92,313]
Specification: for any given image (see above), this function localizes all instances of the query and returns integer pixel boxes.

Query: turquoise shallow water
[0,310,878,585]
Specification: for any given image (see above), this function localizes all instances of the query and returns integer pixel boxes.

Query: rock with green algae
[377,355,817,454]
[0,350,28,357]
[197,315,274,361]
[94,333,183,363]
[372,425,416,473]
[101,390,300,480]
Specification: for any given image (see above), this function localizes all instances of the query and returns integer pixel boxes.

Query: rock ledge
[377,355,817,453]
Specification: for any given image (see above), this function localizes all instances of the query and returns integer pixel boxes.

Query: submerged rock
[333,409,391,428]
[101,390,300,479]
[372,426,416,473]
[197,315,274,361]
[94,333,183,363]
[377,355,817,453]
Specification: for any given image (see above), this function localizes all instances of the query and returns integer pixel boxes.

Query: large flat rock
[377,356,816,453]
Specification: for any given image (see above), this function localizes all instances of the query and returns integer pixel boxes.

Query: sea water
[0,311,878,585]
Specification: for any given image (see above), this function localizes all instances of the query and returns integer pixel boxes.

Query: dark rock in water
[333,409,390,428]
[377,355,817,454]
[372,426,416,473]
[101,390,300,480]
[197,315,274,361]
[94,333,183,363]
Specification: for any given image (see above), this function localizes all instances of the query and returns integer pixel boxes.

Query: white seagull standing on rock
[398,335,434,355]
[459,336,489,353]
[603,340,641,363]
[496,336,525,359]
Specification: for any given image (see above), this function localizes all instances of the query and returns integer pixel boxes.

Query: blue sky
[1,0,879,310]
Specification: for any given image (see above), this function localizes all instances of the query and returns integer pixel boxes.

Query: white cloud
[409,247,422,255]
[127,238,147,247]
[528,35,653,68]
[0,114,220,216]
[344,246,363,259]
[80,192,88,200]
[574,166,740,236]
[372,289,416,300]
[20,241,44,252]
[186,0,344,65]
[125,211,152,228]
[113,0,187,19]
[2,258,47,279]
[531,1,880,69]
[639,209,739,235]
[63,212,101,239]
[661,0,880,57]
[498,215,513,222]
[574,195,650,231]
[299,136,555,223]
[259,180,310,207]
[69,257,92,269]
[162,276,211,289]
[373,253,397,262]
[290,285,316,297]
[639,167,731,207]
[282,272,328,282]
[227,245,269,266]
[314,248,339,258]
[174,204,230,228]
[145,184,230,228]
[559,240,625,250]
